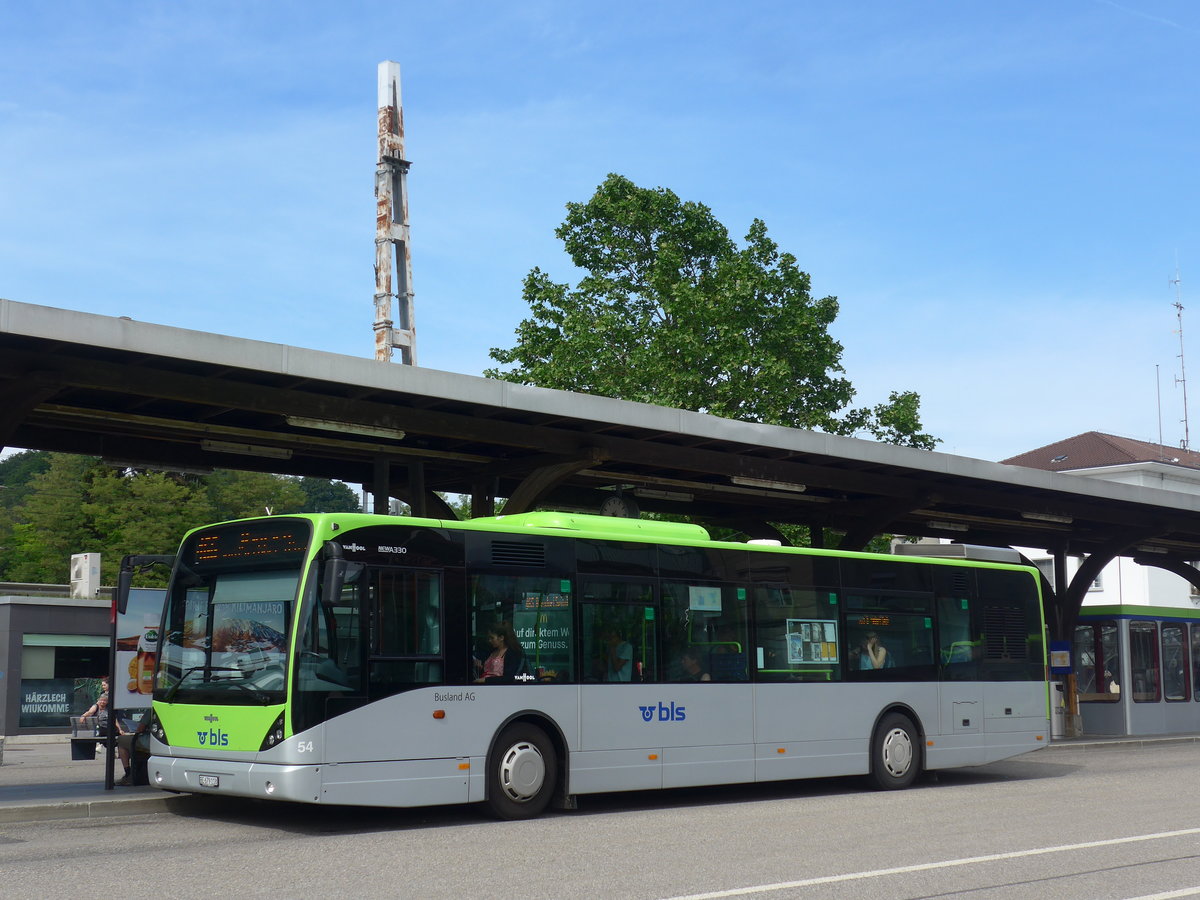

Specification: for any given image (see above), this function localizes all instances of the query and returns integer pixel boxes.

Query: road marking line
[660,827,1200,900]
[1124,890,1200,900]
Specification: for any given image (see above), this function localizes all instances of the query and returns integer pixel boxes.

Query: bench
[69,714,151,784]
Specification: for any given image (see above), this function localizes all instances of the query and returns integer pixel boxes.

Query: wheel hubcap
[499,740,545,802]
[881,727,913,777]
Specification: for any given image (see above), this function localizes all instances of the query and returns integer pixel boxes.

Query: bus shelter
[6,297,1200,666]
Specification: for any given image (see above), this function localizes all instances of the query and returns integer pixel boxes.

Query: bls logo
[196,729,230,747]
[639,701,686,722]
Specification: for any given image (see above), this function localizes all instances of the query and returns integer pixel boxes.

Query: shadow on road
[160,753,1080,836]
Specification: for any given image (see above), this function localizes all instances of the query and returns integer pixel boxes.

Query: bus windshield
[156,520,310,706]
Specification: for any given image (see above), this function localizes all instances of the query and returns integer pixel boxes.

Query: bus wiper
[224,677,273,704]
[162,665,243,702]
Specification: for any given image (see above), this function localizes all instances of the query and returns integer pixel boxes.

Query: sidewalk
[2,731,1198,826]
[1043,732,1200,751]
[0,735,191,824]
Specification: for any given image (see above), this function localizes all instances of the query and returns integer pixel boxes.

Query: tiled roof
[1001,431,1200,472]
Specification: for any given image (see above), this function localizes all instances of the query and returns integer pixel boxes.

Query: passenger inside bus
[605,629,633,682]
[858,632,893,670]
[678,649,711,682]
[473,621,529,684]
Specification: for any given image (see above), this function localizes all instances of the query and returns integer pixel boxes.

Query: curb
[1045,735,1200,751]
[0,794,177,825]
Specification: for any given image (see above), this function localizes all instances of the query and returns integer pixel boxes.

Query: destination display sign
[189,521,310,568]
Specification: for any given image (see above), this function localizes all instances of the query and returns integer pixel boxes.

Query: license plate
[198,774,220,789]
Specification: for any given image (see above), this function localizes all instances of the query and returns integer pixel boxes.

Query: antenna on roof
[1157,364,1166,460]
[1172,261,1190,452]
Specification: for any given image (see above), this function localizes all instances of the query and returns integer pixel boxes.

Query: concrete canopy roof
[3,297,1200,567]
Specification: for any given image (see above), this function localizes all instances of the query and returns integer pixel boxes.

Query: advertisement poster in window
[114,587,166,711]
[514,591,571,679]
[786,619,839,664]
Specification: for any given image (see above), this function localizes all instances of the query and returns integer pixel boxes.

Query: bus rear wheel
[486,723,557,820]
[868,712,920,790]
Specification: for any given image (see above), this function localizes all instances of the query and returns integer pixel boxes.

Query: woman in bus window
[859,632,891,670]
[474,621,528,684]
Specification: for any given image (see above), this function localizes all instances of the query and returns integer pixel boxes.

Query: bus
[144,511,1048,818]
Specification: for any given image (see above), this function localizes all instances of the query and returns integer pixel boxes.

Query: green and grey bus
[145,511,1048,818]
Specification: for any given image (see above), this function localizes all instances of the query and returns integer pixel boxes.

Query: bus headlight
[259,711,287,751]
[148,709,170,746]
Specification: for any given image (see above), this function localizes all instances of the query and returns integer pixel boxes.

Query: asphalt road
[2,743,1198,900]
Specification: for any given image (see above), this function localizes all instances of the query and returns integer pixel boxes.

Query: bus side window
[660,582,748,682]
[579,587,656,684]
[367,569,444,698]
[752,586,841,683]
[842,589,935,681]
[468,574,575,683]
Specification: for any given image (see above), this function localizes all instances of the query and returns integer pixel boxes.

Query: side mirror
[116,554,175,614]
[321,557,346,609]
[116,566,135,616]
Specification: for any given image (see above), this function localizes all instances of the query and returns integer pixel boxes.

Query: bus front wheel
[868,712,920,790]
[486,723,557,820]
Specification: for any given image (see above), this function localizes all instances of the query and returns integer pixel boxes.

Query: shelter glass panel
[1129,621,1160,703]
[1073,622,1120,702]
[1161,623,1189,702]
[1192,624,1200,702]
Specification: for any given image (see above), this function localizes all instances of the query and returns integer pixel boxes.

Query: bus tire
[486,723,557,820]
[868,712,920,790]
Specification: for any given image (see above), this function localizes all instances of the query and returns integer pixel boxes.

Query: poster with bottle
[114,587,166,711]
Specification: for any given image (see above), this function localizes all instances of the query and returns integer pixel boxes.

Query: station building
[0,583,110,736]
[1004,432,1200,737]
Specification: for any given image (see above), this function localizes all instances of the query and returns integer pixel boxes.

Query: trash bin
[70,738,97,760]
[1050,682,1066,739]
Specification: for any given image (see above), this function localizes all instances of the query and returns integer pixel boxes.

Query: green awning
[22,633,108,648]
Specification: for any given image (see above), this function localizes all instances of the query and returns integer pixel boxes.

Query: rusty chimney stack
[374,61,416,364]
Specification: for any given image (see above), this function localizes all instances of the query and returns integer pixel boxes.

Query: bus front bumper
[149,755,322,804]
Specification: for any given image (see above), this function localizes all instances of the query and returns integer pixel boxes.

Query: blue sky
[3,1,1200,462]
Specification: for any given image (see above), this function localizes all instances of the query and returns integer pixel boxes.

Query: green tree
[6,453,102,583]
[297,477,361,513]
[0,449,51,510]
[206,470,307,522]
[85,469,214,584]
[487,174,937,449]
[0,459,344,583]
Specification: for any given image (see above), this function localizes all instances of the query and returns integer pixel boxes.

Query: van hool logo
[640,701,686,722]
[344,542,366,552]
